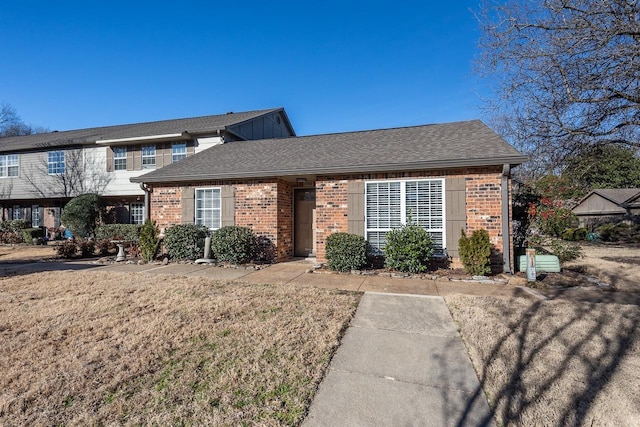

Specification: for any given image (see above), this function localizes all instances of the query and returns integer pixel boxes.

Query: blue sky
[0,1,486,136]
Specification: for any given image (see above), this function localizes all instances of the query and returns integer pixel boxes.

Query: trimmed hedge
[383,225,434,274]
[95,224,141,243]
[325,232,368,272]
[164,224,210,260]
[21,227,43,244]
[211,226,256,264]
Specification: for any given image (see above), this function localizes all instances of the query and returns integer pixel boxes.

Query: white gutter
[97,132,188,145]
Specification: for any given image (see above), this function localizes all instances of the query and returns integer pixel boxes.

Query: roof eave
[131,155,529,184]
[97,131,201,145]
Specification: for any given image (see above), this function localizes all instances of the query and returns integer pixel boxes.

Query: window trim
[130,202,145,224]
[141,145,156,169]
[364,178,446,252]
[171,142,187,163]
[47,151,65,175]
[195,187,222,231]
[31,205,43,227]
[0,154,19,178]
[113,146,127,171]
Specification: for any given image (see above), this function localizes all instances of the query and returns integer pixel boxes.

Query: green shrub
[0,220,29,234]
[458,229,492,276]
[325,232,368,272]
[95,224,141,243]
[549,239,583,262]
[61,194,104,238]
[21,227,43,244]
[211,226,256,264]
[383,225,434,274]
[139,220,160,262]
[164,224,210,260]
[56,240,78,258]
[596,222,638,242]
[574,227,587,241]
[562,227,588,241]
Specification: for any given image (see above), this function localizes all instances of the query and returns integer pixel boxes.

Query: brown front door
[294,189,316,257]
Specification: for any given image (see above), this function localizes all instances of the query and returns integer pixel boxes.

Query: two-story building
[0,108,294,231]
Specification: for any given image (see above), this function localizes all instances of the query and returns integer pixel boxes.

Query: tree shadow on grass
[0,260,105,278]
[454,298,640,426]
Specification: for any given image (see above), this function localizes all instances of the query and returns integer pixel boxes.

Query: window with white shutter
[365,179,445,253]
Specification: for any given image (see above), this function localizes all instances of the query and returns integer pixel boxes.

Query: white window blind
[365,179,445,252]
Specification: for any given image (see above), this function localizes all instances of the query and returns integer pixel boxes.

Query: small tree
[383,224,434,274]
[60,193,104,238]
[458,229,492,276]
[139,219,160,262]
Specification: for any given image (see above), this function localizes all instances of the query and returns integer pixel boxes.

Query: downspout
[140,182,152,222]
[501,164,512,273]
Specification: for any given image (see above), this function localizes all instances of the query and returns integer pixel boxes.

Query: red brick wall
[276,180,294,260]
[315,177,349,261]
[150,179,294,261]
[148,166,512,269]
[314,167,507,268]
[151,186,182,233]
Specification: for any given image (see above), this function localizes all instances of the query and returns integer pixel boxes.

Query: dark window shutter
[164,144,172,165]
[347,181,365,236]
[221,185,235,227]
[445,177,466,258]
[126,147,134,171]
[106,147,114,172]
[132,146,142,170]
[156,144,165,168]
[181,187,195,224]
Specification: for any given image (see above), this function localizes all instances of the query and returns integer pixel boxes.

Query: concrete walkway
[40,259,530,299]
[304,293,495,426]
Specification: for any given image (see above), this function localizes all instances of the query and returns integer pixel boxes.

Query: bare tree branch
[477,0,640,176]
[23,148,112,198]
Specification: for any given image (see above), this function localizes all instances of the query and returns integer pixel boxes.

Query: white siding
[195,136,223,152]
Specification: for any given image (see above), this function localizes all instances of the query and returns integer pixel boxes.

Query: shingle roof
[0,108,285,153]
[591,189,640,205]
[132,119,527,183]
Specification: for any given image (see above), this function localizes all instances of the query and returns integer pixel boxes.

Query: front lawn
[0,271,360,425]
[447,296,640,426]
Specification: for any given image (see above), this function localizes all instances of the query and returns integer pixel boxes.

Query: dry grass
[0,245,57,262]
[446,296,640,427]
[0,271,360,426]
[565,243,640,293]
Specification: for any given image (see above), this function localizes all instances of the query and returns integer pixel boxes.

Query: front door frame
[293,188,316,257]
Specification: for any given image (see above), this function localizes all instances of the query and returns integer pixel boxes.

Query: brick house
[132,120,527,272]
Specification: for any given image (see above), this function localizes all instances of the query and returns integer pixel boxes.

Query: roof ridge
[1,107,282,138]
[279,119,483,140]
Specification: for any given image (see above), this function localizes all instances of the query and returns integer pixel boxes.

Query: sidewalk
[90,260,533,299]
[304,293,495,426]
